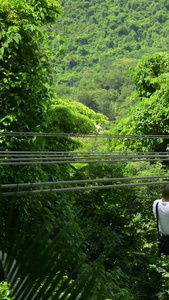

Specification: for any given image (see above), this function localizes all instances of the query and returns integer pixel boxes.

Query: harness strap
[156,202,160,238]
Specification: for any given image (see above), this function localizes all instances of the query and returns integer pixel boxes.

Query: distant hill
[50,0,169,119]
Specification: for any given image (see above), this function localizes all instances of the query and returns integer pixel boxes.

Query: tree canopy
[0,0,61,138]
[1,0,169,299]
[108,52,169,152]
[49,0,169,118]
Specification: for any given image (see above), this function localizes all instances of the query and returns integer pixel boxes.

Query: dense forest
[1,0,169,299]
[52,0,169,118]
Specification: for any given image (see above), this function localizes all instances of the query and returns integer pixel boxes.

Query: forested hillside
[2,0,169,300]
[52,0,169,118]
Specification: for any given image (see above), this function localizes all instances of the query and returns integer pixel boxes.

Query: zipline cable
[0,151,167,154]
[0,154,168,162]
[1,181,168,197]
[0,158,168,165]
[1,175,169,189]
[1,132,169,139]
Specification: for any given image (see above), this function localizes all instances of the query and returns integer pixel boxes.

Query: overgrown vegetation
[51,0,169,118]
[1,0,169,299]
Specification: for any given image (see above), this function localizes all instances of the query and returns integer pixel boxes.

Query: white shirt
[153,199,169,236]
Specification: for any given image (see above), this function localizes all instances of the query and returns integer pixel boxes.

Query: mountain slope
[51,0,169,118]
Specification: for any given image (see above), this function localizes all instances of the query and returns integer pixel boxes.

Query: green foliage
[71,157,169,299]
[0,0,61,142]
[131,52,169,98]
[50,96,108,133]
[0,194,105,299]
[108,53,169,152]
[2,0,169,299]
[0,2,112,299]
[0,282,11,300]
[49,0,169,117]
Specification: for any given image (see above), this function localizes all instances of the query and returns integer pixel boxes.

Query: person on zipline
[153,183,169,236]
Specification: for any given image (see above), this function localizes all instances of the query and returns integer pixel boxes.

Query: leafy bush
[0,282,11,300]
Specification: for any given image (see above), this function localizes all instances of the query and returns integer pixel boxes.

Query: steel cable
[1,175,169,189]
[1,181,168,197]
[0,152,168,164]
[1,131,169,139]
[0,151,166,154]
[0,154,167,162]
[0,158,168,165]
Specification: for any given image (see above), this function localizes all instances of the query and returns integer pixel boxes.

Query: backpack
[156,202,169,257]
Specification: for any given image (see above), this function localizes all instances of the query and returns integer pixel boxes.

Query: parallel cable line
[0,156,167,160]
[1,181,168,197]
[1,133,168,195]
[1,175,169,189]
[1,132,169,139]
[0,158,168,165]
[0,153,167,157]
[0,154,168,162]
[0,151,167,154]
[0,153,166,156]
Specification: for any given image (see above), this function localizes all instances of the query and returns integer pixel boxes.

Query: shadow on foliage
[0,192,105,300]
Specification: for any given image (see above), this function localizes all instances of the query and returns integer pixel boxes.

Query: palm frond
[0,194,104,299]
